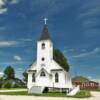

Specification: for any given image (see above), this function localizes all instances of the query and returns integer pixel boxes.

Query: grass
[0,90,91,98]
[0,91,27,95]
[67,90,91,98]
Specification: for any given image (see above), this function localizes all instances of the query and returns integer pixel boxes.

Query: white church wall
[36,72,51,87]
[51,71,67,88]
[27,73,32,89]
[27,69,72,90]
[37,40,53,72]
[66,72,73,88]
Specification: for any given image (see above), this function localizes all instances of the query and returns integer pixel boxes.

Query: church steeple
[39,25,51,41]
[39,17,51,41]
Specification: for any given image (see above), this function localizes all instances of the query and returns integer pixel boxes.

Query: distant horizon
[0,0,100,81]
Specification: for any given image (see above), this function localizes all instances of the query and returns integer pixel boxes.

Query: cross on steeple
[43,17,48,24]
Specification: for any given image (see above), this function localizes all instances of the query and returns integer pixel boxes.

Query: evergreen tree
[23,71,28,83]
[53,49,69,72]
[4,66,15,79]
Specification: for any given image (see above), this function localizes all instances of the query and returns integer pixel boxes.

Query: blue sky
[0,0,100,81]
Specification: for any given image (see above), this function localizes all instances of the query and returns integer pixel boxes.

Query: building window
[41,57,45,61]
[32,73,35,82]
[42,43,45,49]
[55,73,59,83]
[40,71,46,77]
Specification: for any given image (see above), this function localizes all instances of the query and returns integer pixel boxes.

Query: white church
[27,18,79,95]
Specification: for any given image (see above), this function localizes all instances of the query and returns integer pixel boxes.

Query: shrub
[74,90,91,98]
[3,81,12,89]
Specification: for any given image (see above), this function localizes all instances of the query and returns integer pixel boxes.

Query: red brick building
[73,81,99,90]
[72,76,99,90]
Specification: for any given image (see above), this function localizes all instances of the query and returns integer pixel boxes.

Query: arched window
[32,73,35,82]
[55,73,59,83]
[42,43,45,49]
[40,71,46,77]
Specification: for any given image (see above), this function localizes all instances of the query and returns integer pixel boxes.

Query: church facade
[27,22,73,93]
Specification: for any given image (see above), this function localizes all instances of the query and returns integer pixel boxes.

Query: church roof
[39,25,51,41]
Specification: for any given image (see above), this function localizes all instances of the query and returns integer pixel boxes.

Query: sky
[0,0,100,81]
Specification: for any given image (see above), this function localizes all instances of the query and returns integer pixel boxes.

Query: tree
[23,71,28,83]
[53,49,70,72]
[72,76,89,83]
[0,77,3,88]
[4,66,15,80]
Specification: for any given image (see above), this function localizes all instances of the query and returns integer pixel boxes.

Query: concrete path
[0,92,100,100]
[0,89,27,92]
[91,92,100,100]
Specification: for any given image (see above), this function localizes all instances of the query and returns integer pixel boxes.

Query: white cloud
[30,0,70,17]
[63,49,75,55]
[76,0,100,38]
[81,49,87,52]
[14,55,22,61]
[0,61,30,65]
[0,0,20,14]
[78,0,100,18]
[0,0,7,14]
[81,19,99,29]
[0,0,5,6]
[0,0,19,5]
[19,38,33,42]
[63,50,67,54]
[10,0,20,4]
[0,8,7,14]
[63,49,75,53]
[0,39,33,48]
[0,41,18,47]
[68,49,75,52]
[72,47,100,58]
[0,26,6,30]
[88,76,92,80]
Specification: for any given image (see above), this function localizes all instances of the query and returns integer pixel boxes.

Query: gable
[51,60,63,70]
[35,68,51,77]
[27,61,37,71]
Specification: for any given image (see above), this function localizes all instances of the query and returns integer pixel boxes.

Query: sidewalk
[0,89,27,92]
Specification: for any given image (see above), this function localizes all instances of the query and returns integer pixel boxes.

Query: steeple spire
[39,25,51,41]
[39,17,51,41]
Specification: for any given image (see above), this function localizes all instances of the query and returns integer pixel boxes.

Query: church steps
[28,86,45,94]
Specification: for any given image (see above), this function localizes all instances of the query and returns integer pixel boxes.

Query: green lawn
[0,90,91,98]
[67,90,91,98]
